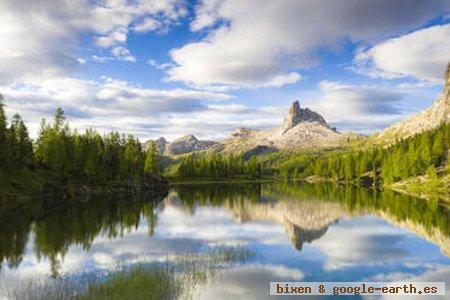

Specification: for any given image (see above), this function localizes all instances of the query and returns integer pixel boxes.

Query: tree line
[0,97,162,197]
[176,153,262,180]
[277,122,450,185]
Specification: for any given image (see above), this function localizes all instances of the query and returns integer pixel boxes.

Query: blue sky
[1,0,449,141]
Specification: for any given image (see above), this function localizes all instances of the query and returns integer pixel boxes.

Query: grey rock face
[231,127,252,138]
[155,137,168,154]
[165,134,217,155]
[282,100,328,132]
[143,137,168,154]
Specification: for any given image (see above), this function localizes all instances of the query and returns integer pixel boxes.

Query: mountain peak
[165,134,216,155]
[175,134,197,142]
[282,100,327,132]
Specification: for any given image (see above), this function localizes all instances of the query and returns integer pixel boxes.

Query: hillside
[371,63,450,144]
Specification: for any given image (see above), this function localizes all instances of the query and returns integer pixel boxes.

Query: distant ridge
[144,134,217,155]
[145,100,361,156]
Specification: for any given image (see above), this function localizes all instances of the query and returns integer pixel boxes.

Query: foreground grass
[78,266,177,300]
[8,246,252,300]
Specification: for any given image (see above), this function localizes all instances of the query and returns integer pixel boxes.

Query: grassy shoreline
[168,177,276,185]
[7,246,252,300]
[389,174,450,204]
[169,175,450,204]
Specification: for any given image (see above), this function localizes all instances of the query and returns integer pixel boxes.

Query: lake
[0,182,449,299]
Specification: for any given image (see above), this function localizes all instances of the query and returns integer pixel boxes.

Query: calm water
[0,182,449,299]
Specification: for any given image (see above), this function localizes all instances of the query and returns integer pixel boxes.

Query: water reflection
[172,182,449,255]
[0,199,158,277]
[0,182,449,298]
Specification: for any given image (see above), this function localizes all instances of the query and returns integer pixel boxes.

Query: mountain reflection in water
[0,182,449,299]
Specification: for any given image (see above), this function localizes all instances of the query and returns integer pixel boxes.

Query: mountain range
[146,62,450,157]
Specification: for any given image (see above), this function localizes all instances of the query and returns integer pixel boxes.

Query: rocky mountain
[371,63,450,144]
[144,135,217,155]
[154,137,168,153]
[214,100,359,154]
[283,101,329,132]
[143,101,350,156]
[143,137,166,153]
[164,134,217,155]
[165,134,217,155]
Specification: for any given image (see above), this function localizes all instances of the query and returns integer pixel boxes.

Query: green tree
[35,108,72,177]
[9,114,33,169]
[425,165,439,191]
[447,155,450,174]
[0,95,11,171]
[432,130,445,165]
[144,141,160,174]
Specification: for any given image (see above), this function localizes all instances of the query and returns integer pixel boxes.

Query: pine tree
[426,165,439,191]
[144,141,160,174]
[432,130,445,165]
[9,114,33,169]
[0,95,10,171]
[447,155,450,174]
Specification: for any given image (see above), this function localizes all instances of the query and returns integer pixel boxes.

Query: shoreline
[169,176,450,205]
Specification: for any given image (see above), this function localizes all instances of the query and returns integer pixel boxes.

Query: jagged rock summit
[283,100,329,132]
[372,62,450,144]
[215,100,356,154]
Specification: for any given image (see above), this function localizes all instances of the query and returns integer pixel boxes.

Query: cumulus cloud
[110,46,136,62]
[94,27,129,48]
[354,24,450,83]
[190,0,223,32]
[310,81,407,133]
[167,0,450,88]
[312,216,413,271]
[0,77,232,140]
[134,18,159,32]
[90,47,136,63]
[0,0,186,84]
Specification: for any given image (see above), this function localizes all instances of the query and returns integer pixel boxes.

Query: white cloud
[263,73,302,88]
[134,18,159,32]
[111,46,136,62]
[309,81,408,133]
[95,27,128,48]
[0,0,187,84]
[354,24,450,83]
[190,0,223,32]
[1,74,291,141]
[312,216,413,271]
[1,76,232,140]
[167,0,450,88]
[90,47,137,63]
[147,59,174,70]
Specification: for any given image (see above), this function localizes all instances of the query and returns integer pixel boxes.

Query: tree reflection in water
[0,182,448,276]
